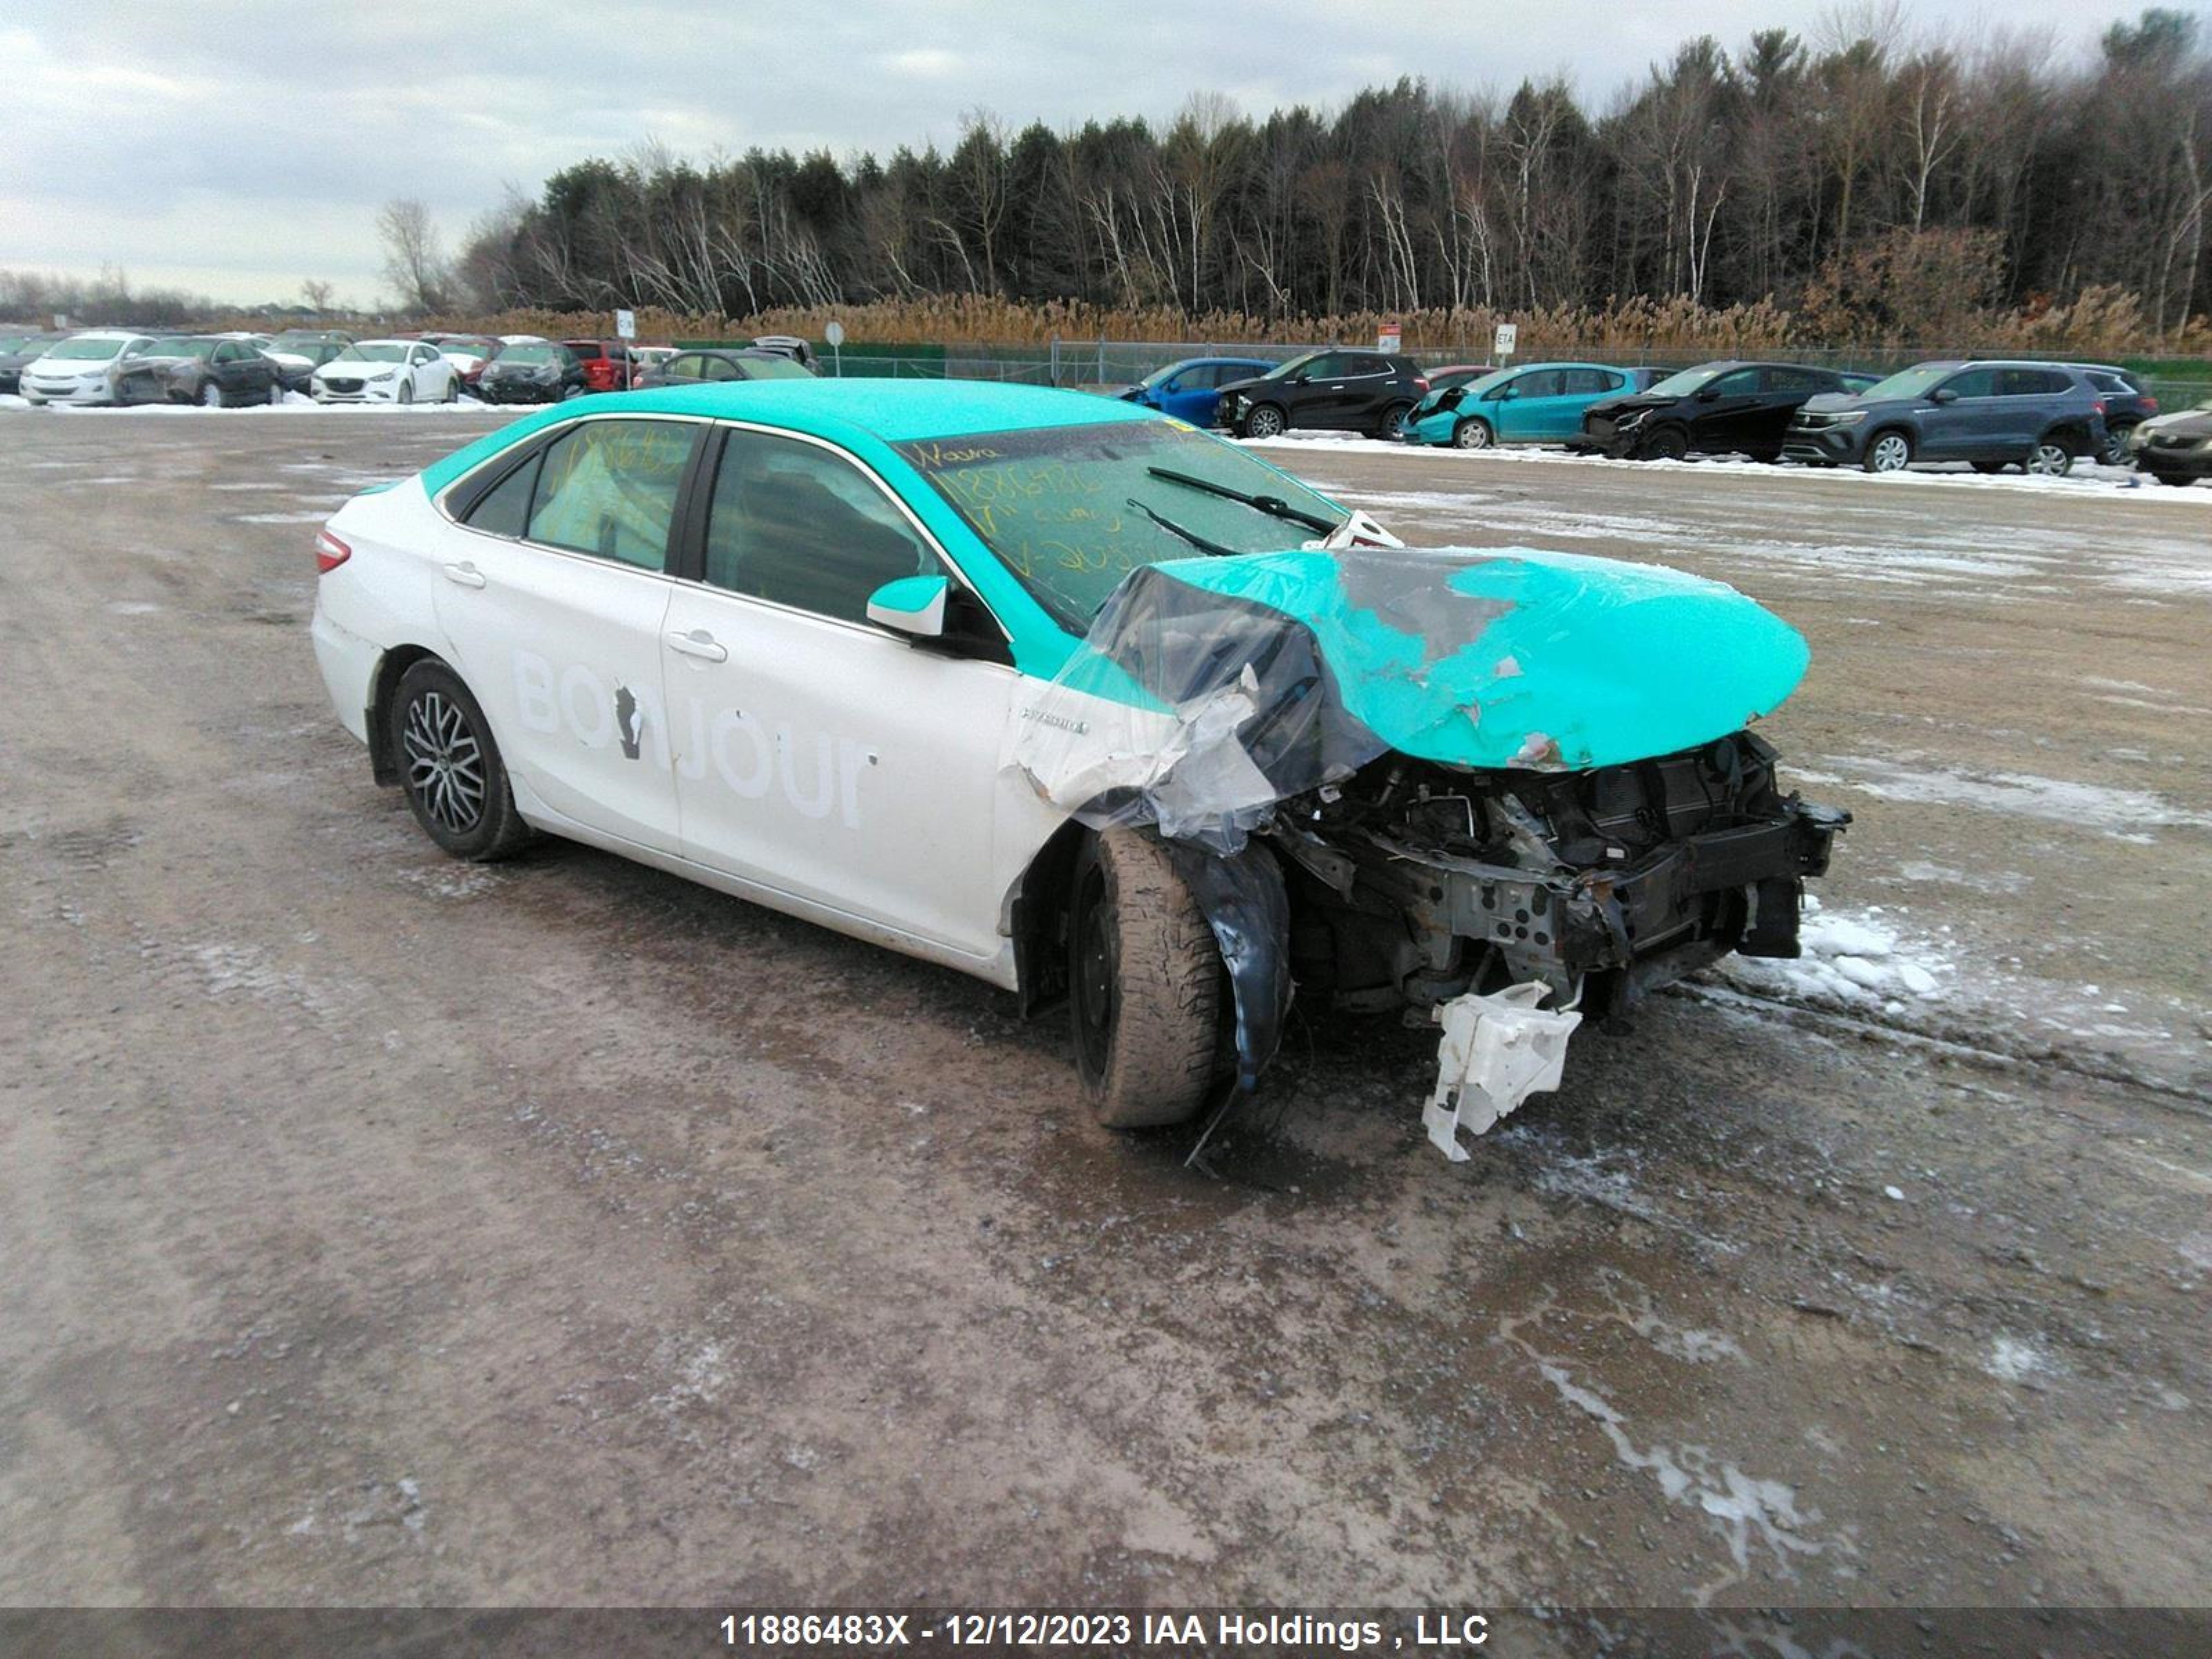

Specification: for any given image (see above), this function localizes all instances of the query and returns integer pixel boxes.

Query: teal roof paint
[1130,547,1810,771]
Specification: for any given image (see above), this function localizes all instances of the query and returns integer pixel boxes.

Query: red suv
[561,339,639,393]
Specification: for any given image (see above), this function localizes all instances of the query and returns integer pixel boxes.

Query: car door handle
[666,628,728,662]
[442,561,486,589]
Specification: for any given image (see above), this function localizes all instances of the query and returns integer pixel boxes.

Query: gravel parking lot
[4,410,2208,1622]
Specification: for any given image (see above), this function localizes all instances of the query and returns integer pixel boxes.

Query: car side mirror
[867,574,948,640]
[1931,388,1958,405]
[1695,387,1721,402]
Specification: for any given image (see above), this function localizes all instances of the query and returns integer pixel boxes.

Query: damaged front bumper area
[1278,735,1846,1020]
[1011,543,1845,1156]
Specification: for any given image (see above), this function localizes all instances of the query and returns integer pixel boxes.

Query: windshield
[1259,351,1324,382]
[336,343,408,364]
[498,344,563,366]
[894,420,1347,630]
[49,337,131,361]
[1640,364,1729,399]
[1858,365,1956,402]
[148,337,216,359]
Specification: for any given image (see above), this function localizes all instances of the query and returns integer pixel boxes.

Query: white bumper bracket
[1423,983,1582,1161]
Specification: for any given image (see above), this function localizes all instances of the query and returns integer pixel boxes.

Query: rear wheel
[1640,424,1690,461]
[1241,404,1285,440]
[2099,423,2135,466]
[2025,438,2074,477]
[1452,416,1494,449]
[1374,400,1413,438]
[392,660,534,861]
[1863,430,1913,473]
[1068,830,1222,1130]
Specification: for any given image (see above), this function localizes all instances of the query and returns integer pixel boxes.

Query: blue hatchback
[1408,362,1660,449]
[1120,357,1279,427]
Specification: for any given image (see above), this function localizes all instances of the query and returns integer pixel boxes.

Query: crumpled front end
[1010,543,1846,1152]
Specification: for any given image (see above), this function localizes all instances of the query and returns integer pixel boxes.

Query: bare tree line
[440,9,2209,345]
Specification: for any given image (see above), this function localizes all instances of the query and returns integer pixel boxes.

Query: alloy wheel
[402,691,487,834]
[1244,406,1283,439]
[2026,441,2072,476]
[1868,433,1911,472]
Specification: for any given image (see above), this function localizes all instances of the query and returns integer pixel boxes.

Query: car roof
[417,380,1159,498]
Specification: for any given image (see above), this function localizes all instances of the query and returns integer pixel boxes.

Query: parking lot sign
[1377,319,1401,353]
[1494,322,1517,361]
[614,308,636,341]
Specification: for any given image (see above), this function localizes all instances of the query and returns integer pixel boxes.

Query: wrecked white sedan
[310,381,1844,1155]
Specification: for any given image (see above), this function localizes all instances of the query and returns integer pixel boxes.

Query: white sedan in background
[18,331,157,405]
[311,339,459,405]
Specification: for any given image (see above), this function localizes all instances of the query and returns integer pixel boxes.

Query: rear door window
[1514,370,1565,398]
[465,451,543,538]
[1765,366,1826,392]
[1708,368,1761,396]
[522,419,695,570]
[701,430,941,625]
[1560,368,1611,395]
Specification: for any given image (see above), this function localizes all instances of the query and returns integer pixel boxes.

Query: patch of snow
[1985,1335,2056,1385]
[1716,897,1951,1010]
[1824,755,2211,841]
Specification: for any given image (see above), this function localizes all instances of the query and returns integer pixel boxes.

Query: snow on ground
[1714,895,1951,1013]
[1820,755,2212,842]
[1245,429,2212,507]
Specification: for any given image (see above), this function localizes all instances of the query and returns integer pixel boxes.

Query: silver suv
[1784,360,2108,476]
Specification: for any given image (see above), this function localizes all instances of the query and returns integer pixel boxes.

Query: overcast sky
[1,0,2154,306]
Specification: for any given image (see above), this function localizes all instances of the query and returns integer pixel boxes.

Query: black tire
[391,660,534,861]
[397,380,414,406]
[1374,400,1413,438]
[1452,416,1494,449]
[1862,429,1914,473]
[1640,424,1690,461]
[2099,423,2135,466]
[1241,403,1286,440]
[1067,830,1222,1129]
[2151,471,2196,487]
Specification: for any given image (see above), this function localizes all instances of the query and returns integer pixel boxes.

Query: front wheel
[2151,471,2196,488]
[1863,430,1913,473]
[1640,424,1690,461]
[1241,404,1285,440]
[1452,416,1494,449]
[397,380,415,406]
[199,382,223,409]
[2025,439,2074,477]
[392,661,534,861]
[1069,830,1223,1130]
[267,381,284,405]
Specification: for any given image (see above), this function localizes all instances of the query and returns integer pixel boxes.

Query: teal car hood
[1066,545,1809,774]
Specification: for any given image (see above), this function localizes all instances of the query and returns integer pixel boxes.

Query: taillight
[2144,396,2159,413]
[2092,398,2107,416]
[1414,376,1430,392]
[315,529,352,574]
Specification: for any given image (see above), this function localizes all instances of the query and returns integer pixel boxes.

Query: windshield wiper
[1125,496,1241,557]
[1144,465,1338,536]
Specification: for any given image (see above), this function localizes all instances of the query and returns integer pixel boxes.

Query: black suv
[2069,364,2159,463]
[1218,350,1430,439]
[1784,361,2108,476]
[1576,360,1868,462]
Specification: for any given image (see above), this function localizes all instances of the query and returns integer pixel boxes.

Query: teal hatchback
[1407,362,1660,449]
